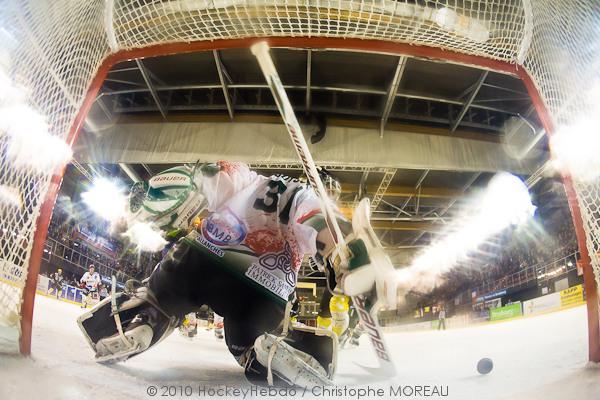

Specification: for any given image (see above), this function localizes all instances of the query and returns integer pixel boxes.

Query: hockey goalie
[78,161,391,387]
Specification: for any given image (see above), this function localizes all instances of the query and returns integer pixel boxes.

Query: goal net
[1,0,599,358]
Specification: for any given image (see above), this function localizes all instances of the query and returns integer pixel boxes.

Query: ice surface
[1,295,599,400]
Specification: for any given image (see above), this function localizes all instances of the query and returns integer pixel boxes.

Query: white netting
[0,0,599,354]
[522,0,600,290]
[0,0,109,353]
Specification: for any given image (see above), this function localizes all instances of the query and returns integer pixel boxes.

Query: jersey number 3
[254,179,287,213]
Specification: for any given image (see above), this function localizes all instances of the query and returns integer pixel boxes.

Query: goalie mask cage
[1,0,599,360]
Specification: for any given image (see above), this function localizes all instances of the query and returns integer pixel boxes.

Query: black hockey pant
[148,240,285,363]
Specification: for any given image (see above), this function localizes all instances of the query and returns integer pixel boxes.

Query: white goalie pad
[254,333,334,388]
[343,198,398,311]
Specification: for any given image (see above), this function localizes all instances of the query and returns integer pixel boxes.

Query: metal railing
[474,251,579,296]
[43,237,134,283]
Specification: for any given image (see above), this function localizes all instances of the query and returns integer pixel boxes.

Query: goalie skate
[254,332,334,388]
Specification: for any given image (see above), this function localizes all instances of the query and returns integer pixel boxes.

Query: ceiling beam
[410,171,481,245]
[380,56,407,137]
[451,71,488,132]
[100,82,518,117]
[75,121,543,175]
[213,50,234,120]
[135,59,166,119]
[372,220,437,231]
[370,168,396,210]
[71,159,94,182]
[341,184,462,199]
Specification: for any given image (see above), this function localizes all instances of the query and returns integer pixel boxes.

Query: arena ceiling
[69,47,553,265]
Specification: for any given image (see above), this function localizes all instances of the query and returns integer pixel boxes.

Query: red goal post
[1,0,599,361]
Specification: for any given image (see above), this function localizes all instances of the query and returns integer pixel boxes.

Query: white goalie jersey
[131,161,345,304]
[190,161,331,303]
[199,161,324,263]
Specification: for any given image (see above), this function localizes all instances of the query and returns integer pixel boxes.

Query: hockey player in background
[78,161,373,387]
[48,268,64,299]
[213,312,224,340]
[179,312,198,338]
[80,265,101,308]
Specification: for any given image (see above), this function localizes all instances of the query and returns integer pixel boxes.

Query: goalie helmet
[128,165,207,232]
[300,166,341,202]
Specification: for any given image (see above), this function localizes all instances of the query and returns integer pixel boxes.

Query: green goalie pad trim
[347,239,371,271]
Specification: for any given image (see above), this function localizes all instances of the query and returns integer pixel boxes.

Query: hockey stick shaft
[251,42,347,261]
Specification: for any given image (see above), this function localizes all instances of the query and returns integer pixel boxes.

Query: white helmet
[128,165,206,232]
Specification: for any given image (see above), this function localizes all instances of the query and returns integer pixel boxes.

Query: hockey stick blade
[352,294,397,377]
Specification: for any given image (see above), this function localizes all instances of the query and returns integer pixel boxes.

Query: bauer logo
[202,208,247,246]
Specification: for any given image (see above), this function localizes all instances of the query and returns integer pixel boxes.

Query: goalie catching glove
[327,198,398,311]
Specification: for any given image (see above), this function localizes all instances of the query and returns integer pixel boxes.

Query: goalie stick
[251,42,397,377]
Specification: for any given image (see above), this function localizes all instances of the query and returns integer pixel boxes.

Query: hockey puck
[477,358,494,375]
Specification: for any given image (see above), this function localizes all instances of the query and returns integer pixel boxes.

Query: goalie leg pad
[77,286,178,363]
[94,322,154,363]
[250,327,337,388]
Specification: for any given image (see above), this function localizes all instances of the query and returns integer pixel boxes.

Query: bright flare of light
[550,117,600,183]
[123,221,168,252]
[0,71,25,104]
[550,82,600,183]
[0,184,22,209]
[0,98,72,174]
[396,172,535,292]
[81,177,127,223]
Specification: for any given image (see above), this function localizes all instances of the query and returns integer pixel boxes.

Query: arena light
[550,82,600,182]
[551,117,600,183]
[81,177,127,223]
[123,221,168,252]
[433,7,490,42]
[0,184,21,209]
[0,71,24,103]
[0,75,72,173]
[396,172,535,293]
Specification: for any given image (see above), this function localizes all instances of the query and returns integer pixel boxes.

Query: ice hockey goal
[1,0,599,360]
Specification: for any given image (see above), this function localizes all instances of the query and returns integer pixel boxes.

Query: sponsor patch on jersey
[245,263,294,300]
[192,232,225,257]
[259,242,296,287]
[201,208,247,246]
[243,243,298,300]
